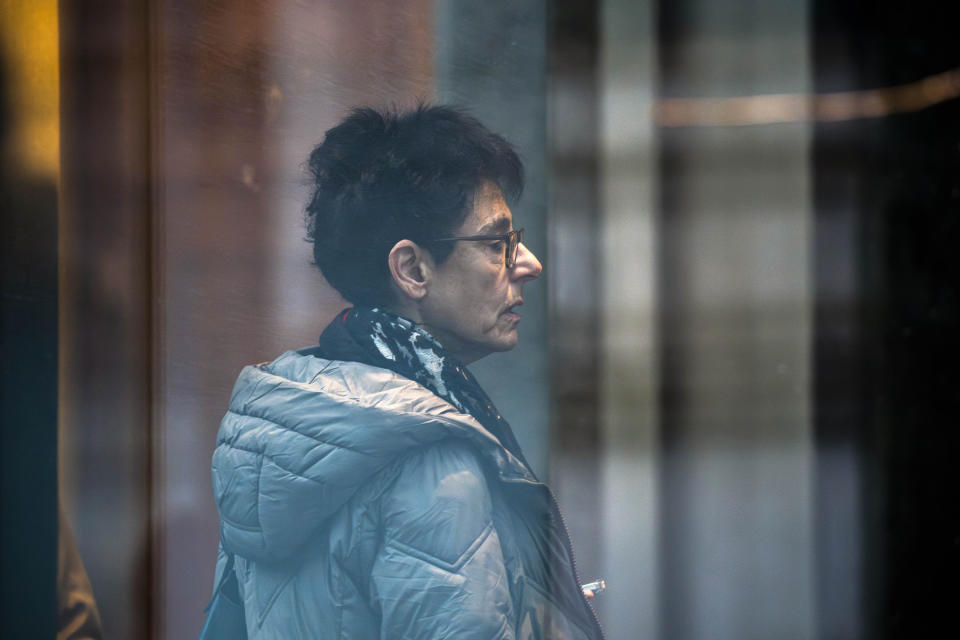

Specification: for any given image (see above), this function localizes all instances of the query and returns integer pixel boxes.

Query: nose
[511,242,542,281]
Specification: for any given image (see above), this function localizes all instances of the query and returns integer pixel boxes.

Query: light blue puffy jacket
[211,349,604,639]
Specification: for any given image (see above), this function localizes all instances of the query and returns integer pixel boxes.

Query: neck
[377,300,489,365]
[376,308,484,365]
[417,322,489,365]
[380,299,423,324]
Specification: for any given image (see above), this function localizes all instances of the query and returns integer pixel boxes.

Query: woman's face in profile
[420,183,542,364]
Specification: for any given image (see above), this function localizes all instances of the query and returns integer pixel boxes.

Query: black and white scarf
[314,307,533,473]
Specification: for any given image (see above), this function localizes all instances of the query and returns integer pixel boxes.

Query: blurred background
[1,0,957,638]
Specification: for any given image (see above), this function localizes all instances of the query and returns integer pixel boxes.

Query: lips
[503,300,523,318]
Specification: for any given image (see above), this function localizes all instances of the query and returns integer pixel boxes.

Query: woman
[208,105,604,639]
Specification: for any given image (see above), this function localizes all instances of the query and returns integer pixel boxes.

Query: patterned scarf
[315,307,533,473]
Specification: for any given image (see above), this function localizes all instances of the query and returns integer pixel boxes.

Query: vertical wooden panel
[59,1,154,638]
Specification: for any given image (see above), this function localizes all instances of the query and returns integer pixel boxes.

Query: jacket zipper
[545,486,607,640]
[500,472,606,639]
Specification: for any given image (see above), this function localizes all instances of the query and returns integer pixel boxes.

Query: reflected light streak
[655,66,960,127]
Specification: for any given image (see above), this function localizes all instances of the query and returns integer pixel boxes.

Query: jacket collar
[313,307,534,471]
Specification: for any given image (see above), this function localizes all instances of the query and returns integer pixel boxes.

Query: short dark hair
[304,104,523,306]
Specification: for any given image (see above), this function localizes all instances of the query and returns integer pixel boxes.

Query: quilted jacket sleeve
[371,442,515,639]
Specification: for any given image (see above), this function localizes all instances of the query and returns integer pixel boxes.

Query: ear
[387,239,433,301]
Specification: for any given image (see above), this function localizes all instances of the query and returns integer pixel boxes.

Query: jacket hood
[212,350,535,563]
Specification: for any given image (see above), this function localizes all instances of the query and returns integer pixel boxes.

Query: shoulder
[378,441,496,563]
[223,350,476,454]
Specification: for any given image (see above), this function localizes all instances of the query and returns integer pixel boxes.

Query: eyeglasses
[432,228,525,268]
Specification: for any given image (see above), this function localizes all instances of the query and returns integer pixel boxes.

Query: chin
[455,327,519,363]
[491,331,519,352]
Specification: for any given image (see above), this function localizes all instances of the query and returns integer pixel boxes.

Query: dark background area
[1,55,58,639]
[813,0,960,637]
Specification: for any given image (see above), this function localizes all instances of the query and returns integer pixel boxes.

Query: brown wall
[60,2,433,637]
[155,2,432,637]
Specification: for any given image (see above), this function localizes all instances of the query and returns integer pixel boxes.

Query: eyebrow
[477,216,512,235]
